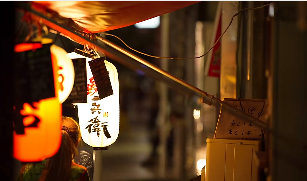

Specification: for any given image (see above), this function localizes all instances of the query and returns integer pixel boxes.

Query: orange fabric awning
[33,1,199,33]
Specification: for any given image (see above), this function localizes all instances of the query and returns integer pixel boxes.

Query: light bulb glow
[193,109,201,120]
[197,159,206,172]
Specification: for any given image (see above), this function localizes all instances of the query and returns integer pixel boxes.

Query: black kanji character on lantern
[101,122,111,138]
[231,120,235,126]
[229,129,233,134]
[25,116,40,128]
[14,103,42,135]
[85,116,101,135]
[234,131,238,135]
[92,123,101,137]
[85,124,93,134]
[88,116,100,124]
[248,123,252,127]
[247,131,251,135]
[90,102,101,114]
[92,96,100,101]
[237,122,240,126]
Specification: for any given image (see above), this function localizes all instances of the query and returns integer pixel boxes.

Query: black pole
[0,2,15,180]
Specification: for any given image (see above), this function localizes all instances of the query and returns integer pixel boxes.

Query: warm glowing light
[197,122,203,132]
[51,45,75,103]
[135,16,160,29]
[67,52,90,60]
[197,159,206,172]
[68,53,120,148]
[14,43,61,162]
[17,40,75,103]
[14,99,62,162]
[14,43,43,52]
[269,3,274,17]
[193,109,201,119]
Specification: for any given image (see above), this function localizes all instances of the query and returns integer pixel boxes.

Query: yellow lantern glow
[51,45,75,103]
[193,109,201,120]
[68,53,120,147]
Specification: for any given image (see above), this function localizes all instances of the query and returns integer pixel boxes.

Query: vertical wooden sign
[88,58,113,99]
[64,58,87,104]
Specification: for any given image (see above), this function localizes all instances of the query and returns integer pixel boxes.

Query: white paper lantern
[51,45,75,103]
[68,53,120,147]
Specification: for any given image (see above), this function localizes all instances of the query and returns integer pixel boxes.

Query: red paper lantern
[13,42,62,162]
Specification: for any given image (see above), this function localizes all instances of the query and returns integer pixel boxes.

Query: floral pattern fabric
[17,159,90,181]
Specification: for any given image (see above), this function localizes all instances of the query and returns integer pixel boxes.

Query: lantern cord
[93,43,107,60]
[91,46,104,59]
[98,2,270,60]
[83,44,103,59]
[95,48,106,60]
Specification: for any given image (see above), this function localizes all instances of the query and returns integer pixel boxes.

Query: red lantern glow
[13,43,62,162]
[14,43,42,53]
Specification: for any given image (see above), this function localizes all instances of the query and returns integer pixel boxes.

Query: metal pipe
[158,13,169,176]
[96,38,268,130]
[97,36,209,98]
[93,149,103,181]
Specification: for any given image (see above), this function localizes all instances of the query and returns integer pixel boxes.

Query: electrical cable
[99,3,271,60]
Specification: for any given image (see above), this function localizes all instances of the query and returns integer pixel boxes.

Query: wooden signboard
[88,58,113,99]
[64,58,87,104]
[14,43,55,104]
[14,43,55,134]
[214,98,268,139]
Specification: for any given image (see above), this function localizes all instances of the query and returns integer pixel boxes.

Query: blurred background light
[197,159,206,173]
[193,109,201,119]
[134,16,160,29]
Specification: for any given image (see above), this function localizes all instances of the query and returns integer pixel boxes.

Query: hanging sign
[88,57,113,99]
[14,43,56,105]
[214,98,268,139]
[13,43,61,162]
[77,59,119,148]
[64,58,87,104]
